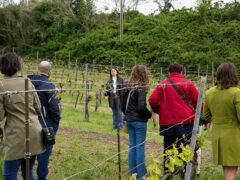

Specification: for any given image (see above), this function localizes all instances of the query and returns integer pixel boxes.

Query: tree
[111,0,145,12]
[154,0,175,13]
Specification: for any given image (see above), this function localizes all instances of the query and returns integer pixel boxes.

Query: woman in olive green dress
[204,63,240,180]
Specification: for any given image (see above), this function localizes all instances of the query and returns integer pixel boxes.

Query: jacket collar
[168,72,184,79]
[4,72,23,79]
[39,74,49,80]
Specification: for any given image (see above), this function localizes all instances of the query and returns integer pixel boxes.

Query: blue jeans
[3,156,36,180]
[37,123,59,180]
[112,102,123,130]
[126,121,147,180]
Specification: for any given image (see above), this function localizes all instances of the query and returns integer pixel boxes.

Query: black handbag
[42,127,55,146]
[39,106,56,146]
[168,78,204,124]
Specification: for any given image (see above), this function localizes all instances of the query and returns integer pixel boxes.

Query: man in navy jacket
[28,61,60,180]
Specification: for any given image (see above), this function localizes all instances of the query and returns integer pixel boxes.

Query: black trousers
[163,134,192,171]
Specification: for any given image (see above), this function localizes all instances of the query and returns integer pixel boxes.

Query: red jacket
[149,72,199,126]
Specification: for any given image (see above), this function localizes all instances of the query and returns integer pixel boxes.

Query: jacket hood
[28,74,48,88]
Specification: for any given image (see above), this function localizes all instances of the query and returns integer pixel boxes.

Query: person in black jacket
[28,61,60,180]
[104,67,124,130]
[121,65,152,180]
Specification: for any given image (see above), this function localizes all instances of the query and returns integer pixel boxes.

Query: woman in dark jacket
[121,65,152,180]
[105,67,124,130]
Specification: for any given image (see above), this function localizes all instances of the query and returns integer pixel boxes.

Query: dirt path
[58,127,213,164]
[59,127,163,156]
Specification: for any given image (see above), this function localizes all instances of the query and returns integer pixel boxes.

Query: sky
[11,0,235,14]
[94,0,234,14]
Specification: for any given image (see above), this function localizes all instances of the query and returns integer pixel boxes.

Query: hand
[204,122,211,130]
[102,90,105,94]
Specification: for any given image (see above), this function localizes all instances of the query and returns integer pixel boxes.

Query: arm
[30,82,41,112]
[203,94,212,122]
[120,82,127,114]
[234,91,240,123]
[104,80,112,96]
[137,87,152,118]
[148,86,161,114]
[47,84,61,124]
[0,95,5,122]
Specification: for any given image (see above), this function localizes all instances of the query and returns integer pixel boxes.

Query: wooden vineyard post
[115,90,122,180]
[95,91,99,112]
[184,67,187,77]
[68,50,71,69]
[198,64,200,80]
[25,79,30,180]
[20,58,23,76]
[160,67,163,82]
[184,76,207,180]
[75,59,78,88]
[37,50,39,65]
[84,64,88,120]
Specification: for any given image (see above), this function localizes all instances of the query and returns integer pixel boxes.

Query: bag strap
[33,92,49,130]
[168,78,195,111]
[125,88,134,114]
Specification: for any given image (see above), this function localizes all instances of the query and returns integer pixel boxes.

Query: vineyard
[0,58,239,180]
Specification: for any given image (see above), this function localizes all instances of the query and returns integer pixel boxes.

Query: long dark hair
[109,67,121,80]
[128,65,150,92]
[215,63,239,89]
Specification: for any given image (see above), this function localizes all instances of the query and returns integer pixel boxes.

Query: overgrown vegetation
[0,0,240,68]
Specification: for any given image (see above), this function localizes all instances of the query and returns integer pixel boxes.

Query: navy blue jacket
[28,74,60,126]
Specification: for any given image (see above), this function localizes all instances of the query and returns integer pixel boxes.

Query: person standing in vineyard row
[203,63,240,180]
[0,53,45,179]
[28,61,61,180]
[148,62,202,173]
[121,65,152,180]
[104,67,124,130]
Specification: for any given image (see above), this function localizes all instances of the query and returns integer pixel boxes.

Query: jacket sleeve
[104,80,111,96]
[46,84,61,124]
[138,87,152,119]
[148,86,161,114]
[234,91,240,123]
[30,82,41,112]
[120,83,127,115]
[0,94,5,122]
[203,94,211,122]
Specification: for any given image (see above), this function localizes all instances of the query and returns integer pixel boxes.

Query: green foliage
[145,154,162,179]
[130,144,194,179]
[197,133,205,147]
[164,144,194,173]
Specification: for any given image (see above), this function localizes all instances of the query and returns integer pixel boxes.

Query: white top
[112,77,117,94]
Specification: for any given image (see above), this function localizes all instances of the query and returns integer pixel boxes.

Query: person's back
[203,63,240,180]
[28,61,60,180]
[149,62,199,174]
[0,76,44,161]
[205,86,240,125]
[156,72,198,126]
[0,52,45,180]
[28,74,60,125]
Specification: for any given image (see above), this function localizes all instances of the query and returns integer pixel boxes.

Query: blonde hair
[128,65,150,92]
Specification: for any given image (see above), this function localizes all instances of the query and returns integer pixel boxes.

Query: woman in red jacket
[149,62,199,171]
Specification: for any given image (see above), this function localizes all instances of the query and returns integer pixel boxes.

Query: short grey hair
[38,61,52,74]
